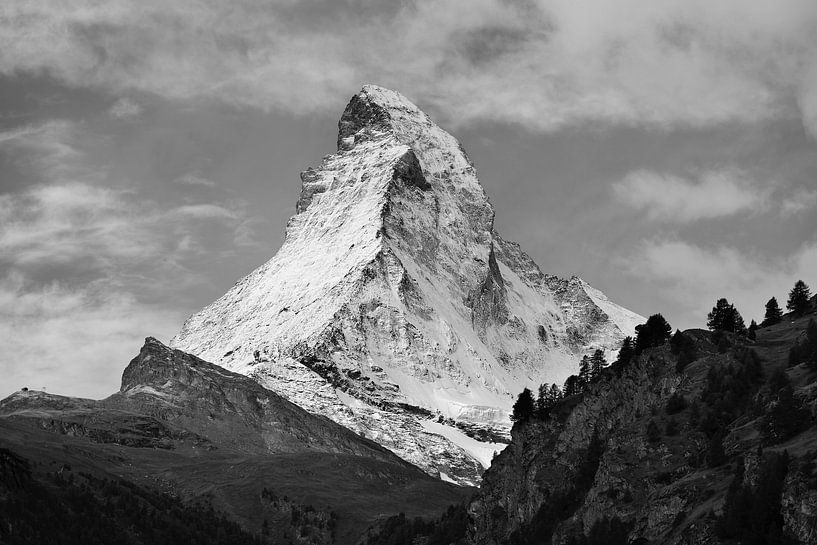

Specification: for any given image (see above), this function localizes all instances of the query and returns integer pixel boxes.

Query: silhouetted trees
[670,330,698,373]
[635,314,672,352]
[762,297,783,327]
[787,280,812,316]
[512,388,536,422]
[589,350,606,382]
[536,383,562,417]
[707,298,746,334]
[563,375,582,397]
[578,356,592,386]
[748,320,758,340]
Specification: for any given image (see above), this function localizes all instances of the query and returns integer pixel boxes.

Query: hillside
[363,300,817,544]
[467,306,817,544]
[0,339,469,545]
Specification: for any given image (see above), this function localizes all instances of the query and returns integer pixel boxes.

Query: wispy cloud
[0,120,84,178]
[109,97,141,119]
[1,1,816,132]
[175,173,218,188]
[0,117,266,398]
[780,188,817,215]
[613,169,769,222]
[621,238,817,328]
[0,272,182,398]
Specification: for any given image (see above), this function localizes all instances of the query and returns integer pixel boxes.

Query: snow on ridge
[171,85,643,485]
[580,279,644,340]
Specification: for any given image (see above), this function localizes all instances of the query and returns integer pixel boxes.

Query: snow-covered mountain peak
[172,86,644,485]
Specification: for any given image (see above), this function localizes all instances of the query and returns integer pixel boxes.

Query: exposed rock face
[467,317,817,544]
[171,85,643,485]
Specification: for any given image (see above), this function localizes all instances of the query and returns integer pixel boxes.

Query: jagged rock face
[467,319,817,544]
[171,85,643,485]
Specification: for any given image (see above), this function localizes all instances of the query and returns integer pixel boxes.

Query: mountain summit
[171,85,643,484]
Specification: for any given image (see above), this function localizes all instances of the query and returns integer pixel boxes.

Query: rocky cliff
[171,85,643,485]
[467,311,817,544]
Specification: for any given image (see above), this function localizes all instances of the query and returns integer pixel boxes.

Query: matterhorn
[171,85,643,485]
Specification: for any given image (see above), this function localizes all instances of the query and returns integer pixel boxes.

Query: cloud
[175,173,218,188]
[0,182,255,285]
[613,169,769,222]
[1,0,816,132]
[621,238,817,329]
[0,272,182,399]
[0,113,269,399]
[0,120,84,177]
[109,97,141,118]
[780,188,817,215]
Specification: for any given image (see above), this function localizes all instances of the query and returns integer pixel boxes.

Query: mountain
[0,338,469,544]
[360,305,817,545]
[171,85,643,485]
[465,311,817,544]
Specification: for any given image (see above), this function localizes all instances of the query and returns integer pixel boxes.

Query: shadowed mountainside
[0,338,470,545]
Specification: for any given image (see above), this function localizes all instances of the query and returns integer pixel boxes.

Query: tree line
[511,278,814,423]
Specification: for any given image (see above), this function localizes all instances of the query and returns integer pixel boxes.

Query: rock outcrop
[467,314,817,544]
[0,338,469,545]
[171,85,643,485]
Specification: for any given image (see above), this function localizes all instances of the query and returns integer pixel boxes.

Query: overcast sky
[2,0,816,399]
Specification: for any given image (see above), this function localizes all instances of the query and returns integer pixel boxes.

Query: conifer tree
[578,355,592,388]
[589,349,606,381]
[536,383,549,417]
[747,320,758,340]
[634,314,672,352]
[563,375,581,397]
[548,383,562,403]
[787,280,812,316]
[707,298,747,334]
[511,388,535,422]
[762,297,783,326]
[616,336,634,366]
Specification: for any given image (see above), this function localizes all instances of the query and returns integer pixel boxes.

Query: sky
[1,0,816,399]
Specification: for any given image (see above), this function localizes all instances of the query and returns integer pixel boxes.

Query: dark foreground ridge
[0,338,470,545]
[364,295,817,544]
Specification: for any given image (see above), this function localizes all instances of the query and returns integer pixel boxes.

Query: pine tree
[578,355,592,388]
[535,383,563,418]
[747,320,758,340]
[707,298,747,334]
[589,349,606,381]
[787,280,812,316]
[511,388,535,422]
[762,297,783,327]
[563,375,581,397]
[634,314,672,352]
[548,383,562,403]
[536,383,549,417]
[616,336,634,366]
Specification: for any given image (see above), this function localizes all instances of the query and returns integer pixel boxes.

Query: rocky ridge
[0,338,468,544]
[171,85,643,485]
[467,312,817,544]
